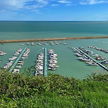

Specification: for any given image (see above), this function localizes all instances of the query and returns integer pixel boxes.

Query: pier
[43,48,48,76]
[76,48,108,71]
[9,48,27,72]
[1,36,108,43]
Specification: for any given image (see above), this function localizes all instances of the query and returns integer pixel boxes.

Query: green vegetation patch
[0,69,108,108]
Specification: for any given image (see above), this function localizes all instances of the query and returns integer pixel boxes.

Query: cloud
[0,0,107,12]
[0,0,72,11]
[0,0,26,9]
[58,0,72,4]
[0,0,49,11]
[25,0,49,9]
[80,0,108,5]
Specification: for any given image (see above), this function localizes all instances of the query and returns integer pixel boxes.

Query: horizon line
[0,20,108,22]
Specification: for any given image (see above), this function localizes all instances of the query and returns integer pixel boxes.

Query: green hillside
[0,70,108,108]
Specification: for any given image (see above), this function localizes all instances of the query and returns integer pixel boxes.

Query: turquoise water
[0,21,108,40]
[0,21,108,79]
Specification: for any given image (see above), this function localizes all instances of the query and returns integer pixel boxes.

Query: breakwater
[0,36,108,43]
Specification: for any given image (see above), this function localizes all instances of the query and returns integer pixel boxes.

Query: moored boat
[0,51,7,56]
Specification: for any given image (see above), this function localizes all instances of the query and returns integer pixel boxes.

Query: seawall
[0,36,108,43]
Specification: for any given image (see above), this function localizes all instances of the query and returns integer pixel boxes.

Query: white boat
[26,42,30,45]
[23,48,30,57]
[37,43,42,46]
[14,48,22,56]
[17,48,22,52]
[9,56,17,61]
[78,57,91,62]
[17,61,24,65]
[49,60,58,64]
[12,69,20,73]
[48,49,54,54]
[3,61,13,69]
[75,53,82,57]
[35,52,44,76]
[48,49,58,71]
[101,60,108,64]
[0,51,7,56]
[86,61,97,66]
[31,42,35,46]
[16,65,22,69]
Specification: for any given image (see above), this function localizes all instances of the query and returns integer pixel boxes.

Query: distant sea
[0,21,108,79]
[0,21,108,40]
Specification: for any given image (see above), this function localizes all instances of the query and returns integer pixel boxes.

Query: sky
[0,0,108,21]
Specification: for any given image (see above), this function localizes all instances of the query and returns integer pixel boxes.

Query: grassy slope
[0,70,108,108]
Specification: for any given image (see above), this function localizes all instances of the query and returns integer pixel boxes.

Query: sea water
[0,21,108,79]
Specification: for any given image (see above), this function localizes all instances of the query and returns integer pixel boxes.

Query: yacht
[23,48,30,57]
[35,53,44,76]
[12,69,20,73]
[78,57,91,62]
[14,48,22,56]
[48,49,58,71]
[63,43,67,45]
[75,53,82,57]
[95,56,105,61]
[86,61,97,66]
[16,65,22,69]
[17,61,24,65]
[26,42,30,45]
[31,42,35,46]
[9,56,17,61]
[0,51,7,56]
[3,61,13,69]
[100,60,108,64]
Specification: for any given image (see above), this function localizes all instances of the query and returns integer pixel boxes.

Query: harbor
[9,48,28,73]
[1,38,108,79]
[35,48,58,76]
[0,4,108,107]
[73,47,108,71]
[1,47,30,74]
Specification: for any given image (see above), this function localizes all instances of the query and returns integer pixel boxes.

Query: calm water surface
[0,21,108,79]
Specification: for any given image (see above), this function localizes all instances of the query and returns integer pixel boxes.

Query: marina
[1,47,31,73]
[3,48,23,69]
[9,48,27,72]
[1,39,108,79]
[48,49,58,71]
[35,52,44,76]
[88,46,108,54]
[1,22,108,79]
[73,47,108,71]
[43,48,48,76]
[0,3,108,107]
[35,48,58,76]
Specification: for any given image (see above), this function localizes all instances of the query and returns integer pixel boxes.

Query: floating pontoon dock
[75,48,108,71]
[43,48,48,76]
[9,48,27,72]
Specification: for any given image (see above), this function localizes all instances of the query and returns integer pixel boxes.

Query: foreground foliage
[0,70,108,108]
